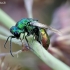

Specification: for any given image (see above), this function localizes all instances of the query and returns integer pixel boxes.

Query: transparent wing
[30,21,62,36]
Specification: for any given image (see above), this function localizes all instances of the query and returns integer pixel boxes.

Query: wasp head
[10,26,22,39]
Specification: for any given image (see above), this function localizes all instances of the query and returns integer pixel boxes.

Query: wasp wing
[30,21,62,36]
[30,21,48,28]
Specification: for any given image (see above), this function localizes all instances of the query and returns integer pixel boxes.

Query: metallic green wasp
[4,18,61,56]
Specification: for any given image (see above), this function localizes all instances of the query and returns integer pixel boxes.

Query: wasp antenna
[10,36,14,57]
[4,36,11,48]
[47,26,62,36]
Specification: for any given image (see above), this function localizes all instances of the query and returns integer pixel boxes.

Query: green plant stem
[0,9,70,70]
[27,35,70,70]
[0,9,16,29]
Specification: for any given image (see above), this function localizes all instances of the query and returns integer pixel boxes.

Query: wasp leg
[4,36,11,48]
[21,33,26,47]
[10,36,15,57]
[38,28,43,45]
[32,33,35,42]
[20,33,29,51]
[25,36,30,49]
[38,36,41,44]
[25,36,33,51]
[23,32,25,39]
